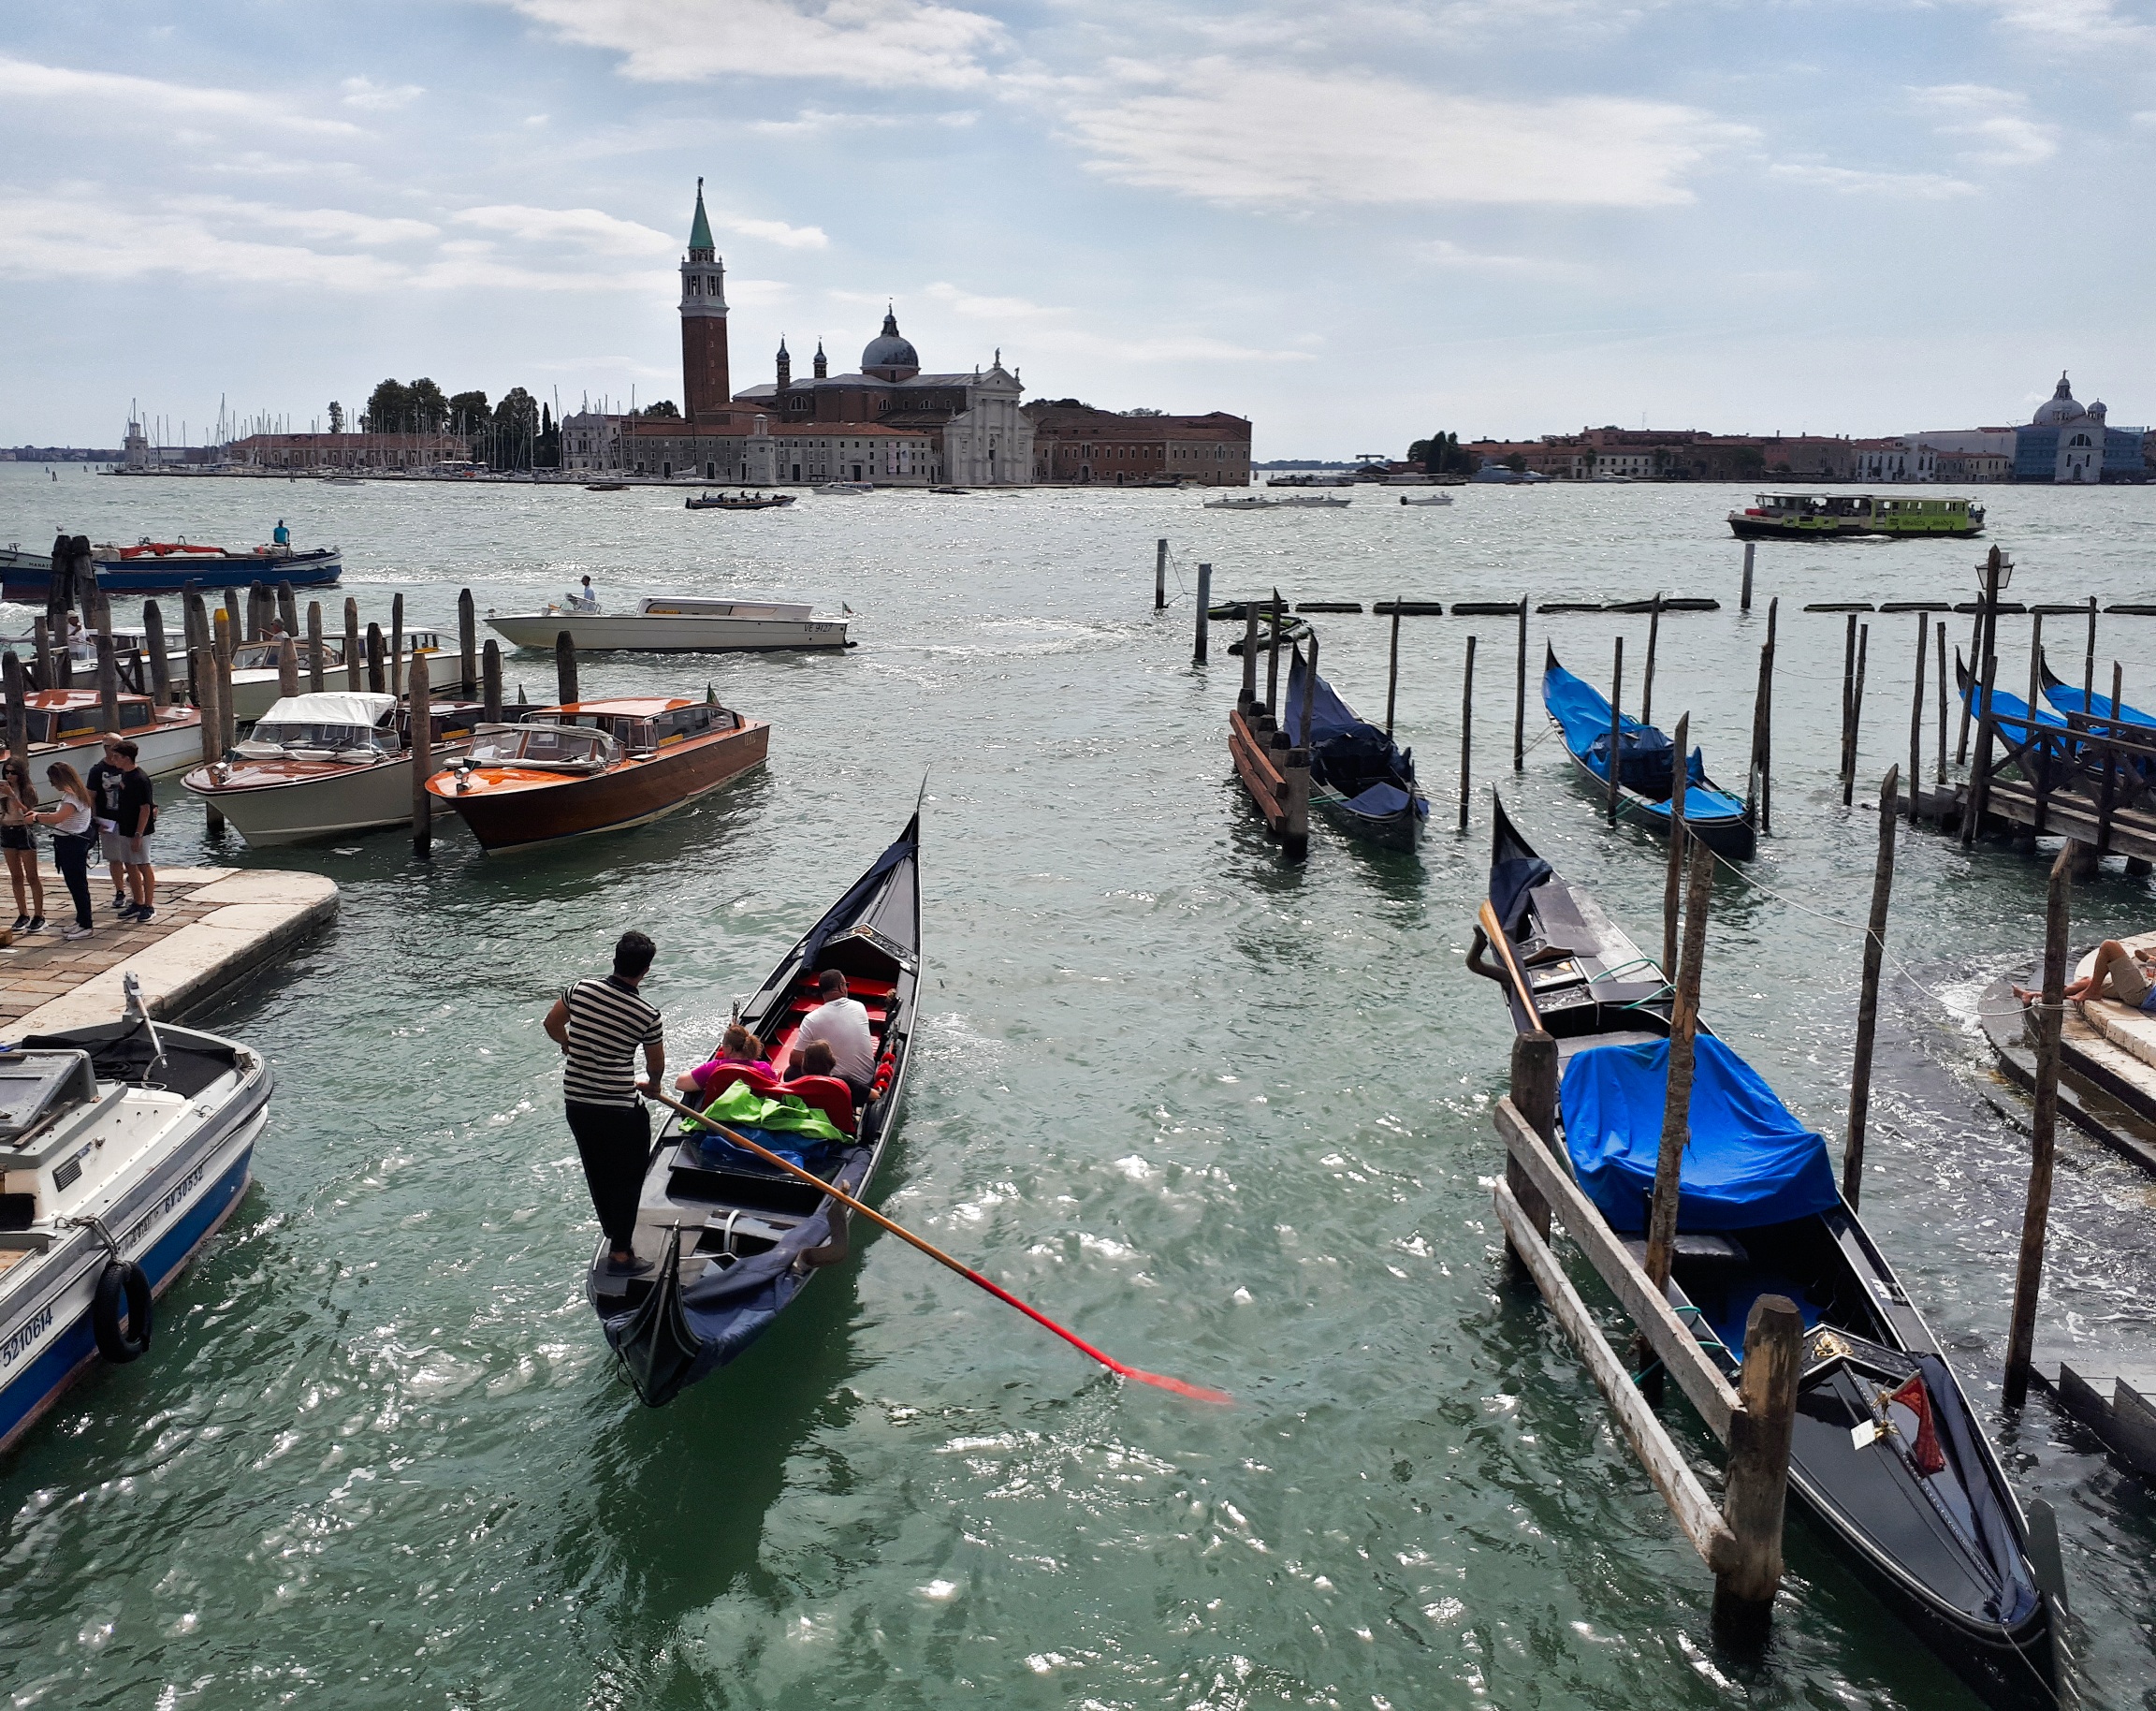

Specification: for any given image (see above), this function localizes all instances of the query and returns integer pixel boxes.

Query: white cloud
[1767,163,1978,198]
[1066,62,1737,209]
[724,216,828,249]
[176,196,438,245]
[453,204,677,255]
[0,55,359,137]
[340,75,424,110]
[495,0,1006,89]
[1909,83,2058,166]
[1414,240,1581,278]
[914,280,1315,365]
[1971,0,2154,50]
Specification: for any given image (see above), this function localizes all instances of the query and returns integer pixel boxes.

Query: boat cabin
[524,696,740,758]
[637,598,812,622]
[20,689,163,745]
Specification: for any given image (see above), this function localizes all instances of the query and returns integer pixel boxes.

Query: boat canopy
[1284,650,1422,820]
[256,692,395,728]
[1559,1036,1842,1233]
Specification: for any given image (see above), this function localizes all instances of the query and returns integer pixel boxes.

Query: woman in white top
[28,762,96,939]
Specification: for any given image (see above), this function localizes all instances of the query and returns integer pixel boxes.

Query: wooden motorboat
[1470,801,2064,1710]
[181,690,480,845]
[486,596,848,654]
[17,690,202,781]
[685,490,796,511]
[1283,645,1426,849]
[428,694,767,852]
[592,812,921,1405]
[1,1001,270,1452]
[1543,644,1755,858]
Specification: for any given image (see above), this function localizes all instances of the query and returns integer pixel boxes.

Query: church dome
[862,309,919,374]
[2032,372,2087,426]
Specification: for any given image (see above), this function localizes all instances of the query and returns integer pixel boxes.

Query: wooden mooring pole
[213,613,237,757]
[1746,600,1776,835]
[2084,598,2098,714]
[2,653,25,759]
[459,588,477,695]
[1641,594,1661,729]
[1155,539,1167,612]
[1192,563,1211,665]
[1238,607,1259,709]
[1662,712,1689,983]
[390,592,405,697]
[481,639,503,724]
[1459,635,1476,833]
[1840,613,1857,787]
[276,636,299,698]
[344,598,362,691]
[2026,613,2046,745]
[1502,1031,1557,1285]
[1282,633,1311,860]
[1739,541,1755,613]
[1513,597,1528,772]
[1906,618,1926,821]
[409,651,433,856]
[2003,842,2072,1408]
[193,644,225,836]
[1712,1295,1803,1640]
[1645,836,1714,1300]
[1384,599,1402,737]
[1964,651,2000,848]
[1934,621,1948,786]
[555,629,578,705]
[1843,765,1899,1210]
[277,579,298,639]
[1265,590,1284,713]
[1607,636,1624,827]
[94,635,120,735]
[143,601,171,708]
[367,623,386,694]
[306,602,325,694]
[1842,622,1869,807]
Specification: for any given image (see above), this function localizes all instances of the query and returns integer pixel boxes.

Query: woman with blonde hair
[0,759,43,934]
[27,762,96,940]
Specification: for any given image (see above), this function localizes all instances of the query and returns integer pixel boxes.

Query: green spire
[688,176,714,253]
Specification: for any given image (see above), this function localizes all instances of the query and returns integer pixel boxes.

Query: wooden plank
[1493,1178,1739,1572]
[1230,708,1286,789]
[1494,1097,1739,1440]
[1229,724,1285,827]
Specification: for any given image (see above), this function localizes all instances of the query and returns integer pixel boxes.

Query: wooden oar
[645,1085,1231,1405]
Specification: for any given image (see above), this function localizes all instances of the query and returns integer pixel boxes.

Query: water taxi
[223,632,461,722]
[429,695,768,853]
[19,690,203,781]
[1727,493,1986,542]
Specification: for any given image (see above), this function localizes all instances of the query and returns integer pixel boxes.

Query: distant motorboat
[1204,495,1279,510]
[486,595,850,654]
[814,482,874,496]
[585,481,630,492]
[1400,492,1455,506]
[685,490,796,511]
[1278,494,1351,508]
[4,538,342,601]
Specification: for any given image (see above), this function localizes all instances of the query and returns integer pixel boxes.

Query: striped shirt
[561,976,663,1108]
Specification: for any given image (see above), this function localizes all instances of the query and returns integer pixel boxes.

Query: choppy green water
[1,466,2152,1709]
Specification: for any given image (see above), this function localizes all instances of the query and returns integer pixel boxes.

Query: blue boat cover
[2040,674,2155,735]
[1559,1036,1840,1233]
[1284,651,1425,823]
[1544,655,1744,824]
[1960,665,2067,747]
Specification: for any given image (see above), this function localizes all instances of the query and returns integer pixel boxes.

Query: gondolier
[546,931,666,1277]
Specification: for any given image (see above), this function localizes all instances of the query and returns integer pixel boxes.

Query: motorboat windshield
[236,721,395,761]
[467,724,617,771]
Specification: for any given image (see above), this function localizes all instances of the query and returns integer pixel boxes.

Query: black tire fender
[92,1259,152,1363]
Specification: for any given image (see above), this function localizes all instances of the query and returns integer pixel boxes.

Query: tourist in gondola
[545,930,666,1277]
[677,1021,772,1097]
[791,969,875,1096]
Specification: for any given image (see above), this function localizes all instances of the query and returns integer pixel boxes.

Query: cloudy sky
[2,0,2151,455]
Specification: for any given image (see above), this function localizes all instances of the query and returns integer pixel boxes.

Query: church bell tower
[680,178,729,421]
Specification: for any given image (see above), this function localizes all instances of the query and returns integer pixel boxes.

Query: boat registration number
[0,1303,53,1369]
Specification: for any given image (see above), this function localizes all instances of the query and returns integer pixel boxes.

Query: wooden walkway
[0,864,338,1034]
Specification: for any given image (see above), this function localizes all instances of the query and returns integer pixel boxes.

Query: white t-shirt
[796,996,874,1085]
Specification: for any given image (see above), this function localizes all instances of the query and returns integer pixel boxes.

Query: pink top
[689,1055,777,1090]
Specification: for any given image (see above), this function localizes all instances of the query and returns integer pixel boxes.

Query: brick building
[1024,405,1252,485]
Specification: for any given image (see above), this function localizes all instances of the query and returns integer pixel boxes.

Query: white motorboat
[813,482,875,496]
[22,690,203,781]
[1203,496,1279,510]
[0,997,270,1453]
[180,691,477,846]
[1279,495,1352,508]
[486,596,850,654]
[1400,492,1456,506]
[225,632,463,723]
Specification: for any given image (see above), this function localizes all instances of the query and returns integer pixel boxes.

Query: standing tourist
[86,736,129,913]
[543,931,665,1276]
[0,761,43,933]
[109,741,156,922]
[28,764,96,941]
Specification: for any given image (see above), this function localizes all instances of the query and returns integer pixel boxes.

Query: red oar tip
[1119,1365,1235,1406]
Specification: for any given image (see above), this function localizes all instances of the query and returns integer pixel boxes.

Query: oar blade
[1118,1364,1234,1406]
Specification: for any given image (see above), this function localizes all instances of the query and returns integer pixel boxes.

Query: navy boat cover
[1283,651,1423,820]
[1559,1036,1840,1232]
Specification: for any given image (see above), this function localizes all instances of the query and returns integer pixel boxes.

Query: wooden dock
[0,864,338,1035]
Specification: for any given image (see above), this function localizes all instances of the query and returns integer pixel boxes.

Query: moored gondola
[1470,799,2064,1710]
[1542,645,1755,858]
[590,812,921,1406]
[1956,649,2069,749]
[2037,651,2156,736]
[1282,645,1427,851]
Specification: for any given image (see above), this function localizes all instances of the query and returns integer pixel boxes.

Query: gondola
[1955,650,2071,749]
[1542,645,1755,858]
[590,812,921,1407]
[1469,799,2063,1710]
[1281,644,1427,850]
[2037,651,2156,736]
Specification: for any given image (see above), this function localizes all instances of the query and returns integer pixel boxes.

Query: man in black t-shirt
[108,742,156,923]
[85,735,130,914]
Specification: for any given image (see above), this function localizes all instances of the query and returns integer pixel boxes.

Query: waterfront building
[1849,438,1937,483]
[224,431,469,472]
[1935,448,2015,484]
[1022,404,1252,485]
[561,411,627,475]
[2014,373,2148,483]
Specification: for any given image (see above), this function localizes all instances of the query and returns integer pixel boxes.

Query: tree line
[354,377,561,470]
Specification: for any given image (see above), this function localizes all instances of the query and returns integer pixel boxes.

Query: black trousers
[51,833,94,929]
[565,1099,650,1251]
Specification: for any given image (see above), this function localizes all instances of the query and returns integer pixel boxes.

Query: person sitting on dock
[545,930,665,1278]
[2020,940,2156,1012]
[792,970,875,1097]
